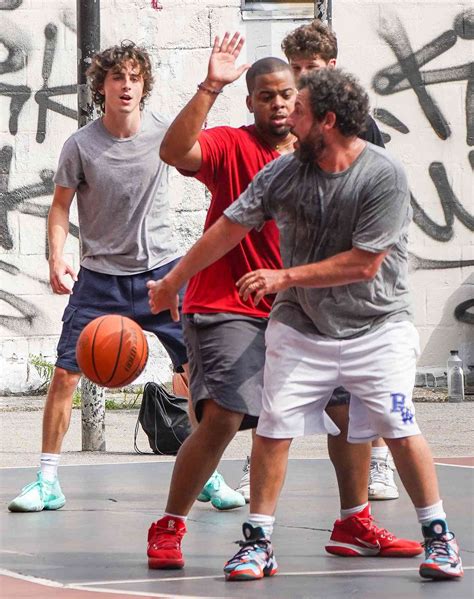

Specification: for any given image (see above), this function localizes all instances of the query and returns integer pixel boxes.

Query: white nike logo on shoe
[355,538,381,554]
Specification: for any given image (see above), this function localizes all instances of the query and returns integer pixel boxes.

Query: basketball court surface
[1,458,473,598]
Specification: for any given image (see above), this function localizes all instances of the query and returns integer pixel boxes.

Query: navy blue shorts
[56,259,187,373]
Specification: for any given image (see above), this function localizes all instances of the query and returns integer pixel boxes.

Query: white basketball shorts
[257,319,421,443]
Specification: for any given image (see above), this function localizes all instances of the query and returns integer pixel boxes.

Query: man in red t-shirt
[145,33,296,570]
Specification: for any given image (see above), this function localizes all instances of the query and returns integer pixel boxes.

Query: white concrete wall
[0,0,472,393]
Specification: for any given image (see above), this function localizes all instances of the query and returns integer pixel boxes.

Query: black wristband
[197,82,223,95]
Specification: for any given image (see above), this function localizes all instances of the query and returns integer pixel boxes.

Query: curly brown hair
[281,20,338,62]
[299,69,369,137]
[86,40,154,113]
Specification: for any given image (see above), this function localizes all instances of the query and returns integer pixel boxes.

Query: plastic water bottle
[447,350,464,403]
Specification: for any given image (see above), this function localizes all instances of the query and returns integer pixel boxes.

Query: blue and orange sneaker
[224,523,278,581]
[419,520,463,580]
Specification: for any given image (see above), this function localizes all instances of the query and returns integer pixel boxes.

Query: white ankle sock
[40,453,60,482]
[415,500,446,526]
[340,502,369,520]
[371,446,389,460]
[248,513,275,538]
[164,512,187,522]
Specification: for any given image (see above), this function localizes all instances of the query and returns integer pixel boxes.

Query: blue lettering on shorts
[390,393,414,424]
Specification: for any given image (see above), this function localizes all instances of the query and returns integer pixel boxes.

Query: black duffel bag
[134,382,191,455]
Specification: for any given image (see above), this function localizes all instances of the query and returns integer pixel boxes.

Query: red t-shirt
[181,125,282,317]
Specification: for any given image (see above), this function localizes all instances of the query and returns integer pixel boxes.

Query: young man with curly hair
[282,19,384,147]
[149,68,463,582]
[8,41,244,513]
[282,20,399,504]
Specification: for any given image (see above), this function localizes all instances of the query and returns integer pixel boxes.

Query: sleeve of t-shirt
[176,127,235,187]
[359,115,385,148]
[53,136,84,189]
[224,160,275,230]
[352,159,410,253]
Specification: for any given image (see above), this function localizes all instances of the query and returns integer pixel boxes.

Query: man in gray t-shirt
[225,144,413,339]
[8,42,190,514]
[148,69,462,582]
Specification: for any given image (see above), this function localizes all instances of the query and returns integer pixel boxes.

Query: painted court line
[1,456,473,470]
[75,566,474,586]
[0,570,202,599]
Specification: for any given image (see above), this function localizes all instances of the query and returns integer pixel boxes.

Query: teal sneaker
[197,471,245,510]
[8,472,66,512]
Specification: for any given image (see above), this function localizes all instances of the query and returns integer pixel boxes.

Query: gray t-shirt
[54,111,179,275]
[224,144,413,339]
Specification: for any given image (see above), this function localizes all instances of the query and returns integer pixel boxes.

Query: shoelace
[423,533,456,557]
[369,460,393,485]
[359,515,394,541]
[227,539,269,566]
[148,525,183,549]
[21,476,45,500]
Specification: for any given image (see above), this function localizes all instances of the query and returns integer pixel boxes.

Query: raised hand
[206,32,250,88]
[147,278,180,321]
[49,258,77,295]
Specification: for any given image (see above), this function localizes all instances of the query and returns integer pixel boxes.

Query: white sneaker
[235,456,250,503]
[368,456,399,500]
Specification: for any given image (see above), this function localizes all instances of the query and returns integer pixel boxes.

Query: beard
[294,127,326,164]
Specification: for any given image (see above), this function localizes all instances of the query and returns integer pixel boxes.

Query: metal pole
[77,0,105,451]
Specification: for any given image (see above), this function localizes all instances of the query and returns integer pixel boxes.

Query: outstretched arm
[147,215,250,320]
[237,247,389,304]
[159,32,250,172]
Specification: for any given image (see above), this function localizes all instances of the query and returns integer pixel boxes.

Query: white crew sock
[40,453,60,482]
[340,502,369,520]
[248,513,275,538]
[371,446,390,460]
[164,512,187,522]
[415,500,446,526]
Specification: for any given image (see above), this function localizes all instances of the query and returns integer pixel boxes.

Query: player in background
[8,41,243,514]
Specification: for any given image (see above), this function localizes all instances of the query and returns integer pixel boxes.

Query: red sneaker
[325,504,423,557]
[147,515,186,569]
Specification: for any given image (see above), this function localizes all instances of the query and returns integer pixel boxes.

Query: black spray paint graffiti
[0,1,23,9]
[0,144,80,333]
[0,260,52,334]
[0,144,79,249]
[373,10,473,144]
[0,22,77,140]
[372,9,474,325]
[0,6,79,333]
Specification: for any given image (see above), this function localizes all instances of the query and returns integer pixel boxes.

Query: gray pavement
[1,392,472,468]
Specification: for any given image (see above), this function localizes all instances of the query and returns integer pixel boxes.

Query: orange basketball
[76,315,148,388]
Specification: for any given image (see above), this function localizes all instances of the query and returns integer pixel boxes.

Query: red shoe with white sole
[325,504,423,557]
[147,515,186,569]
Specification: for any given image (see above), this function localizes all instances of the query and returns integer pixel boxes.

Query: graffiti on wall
[0,1,78,333]
[372,9,474,325]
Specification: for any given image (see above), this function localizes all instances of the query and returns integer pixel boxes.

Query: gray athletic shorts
[182,313,267,431]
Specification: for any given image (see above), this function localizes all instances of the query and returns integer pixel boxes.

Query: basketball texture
[76,315,148,388]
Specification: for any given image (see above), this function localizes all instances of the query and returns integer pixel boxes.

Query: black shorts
[183,313,266,431]
[56,259,187,373]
